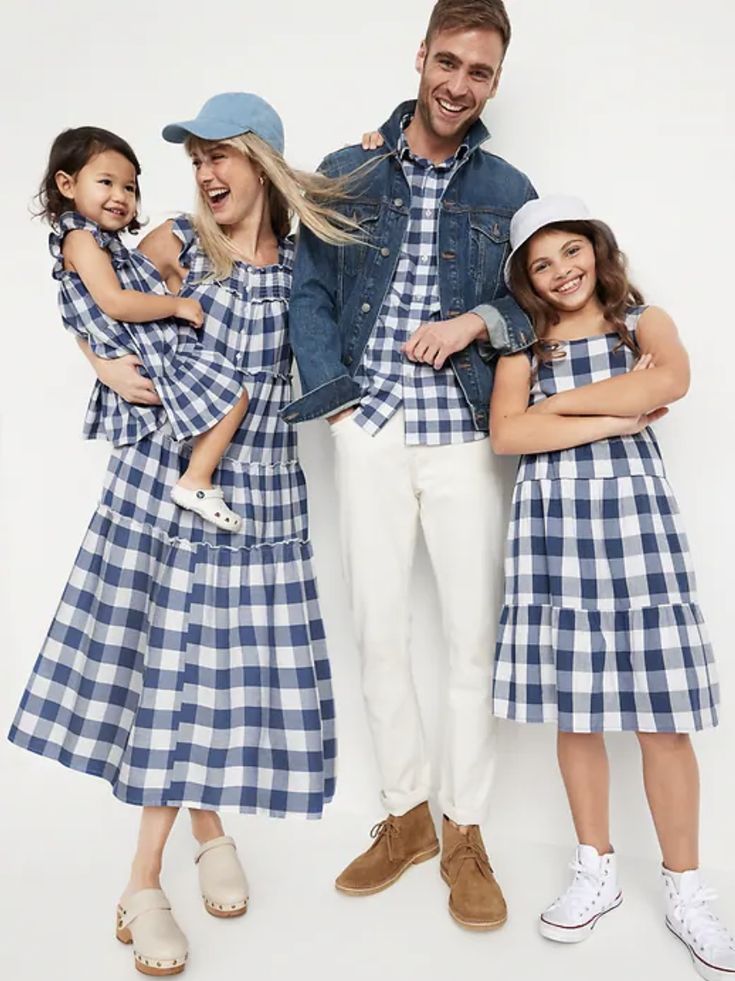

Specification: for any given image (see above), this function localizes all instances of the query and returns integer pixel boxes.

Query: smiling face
[55,149,137,231]
[189,141,265,228]
[526,228,599,313]
[414,27,503,149]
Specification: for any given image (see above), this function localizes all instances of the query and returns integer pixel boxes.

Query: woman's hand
[95,353,162,405]
[175,297,204,327]
[361,130,385,151]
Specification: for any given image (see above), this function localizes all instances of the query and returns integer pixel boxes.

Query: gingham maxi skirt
[492,471,719,733]
[9,410,336,817]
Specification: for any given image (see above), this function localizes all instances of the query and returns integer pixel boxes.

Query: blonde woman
[10,93,356,976]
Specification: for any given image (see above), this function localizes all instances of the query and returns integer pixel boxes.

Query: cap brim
[161,120,252,144]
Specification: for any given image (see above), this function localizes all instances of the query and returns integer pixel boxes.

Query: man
[283,0,535,929]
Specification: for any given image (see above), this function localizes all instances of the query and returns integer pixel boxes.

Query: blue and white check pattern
[493,311,719,732]
[51,212,244,447]
[10,217,336,817]
[353,128,484,446]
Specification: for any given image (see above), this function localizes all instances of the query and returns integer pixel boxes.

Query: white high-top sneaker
[539,844,623,943]
[663,867,735,981]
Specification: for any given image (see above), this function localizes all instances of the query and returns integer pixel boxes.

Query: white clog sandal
[195,836,249,918]
[116,889,188,976]
[171,485,242,532]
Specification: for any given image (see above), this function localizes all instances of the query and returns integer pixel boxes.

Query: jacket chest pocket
[468,210,511,300]
[341,205,381,280]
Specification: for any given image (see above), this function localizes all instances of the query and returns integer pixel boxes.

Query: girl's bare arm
[533,307,689,417]
[490,353,665,456]
[63,229,200,325]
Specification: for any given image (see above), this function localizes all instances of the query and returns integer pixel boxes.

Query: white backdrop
[1,1,734,978]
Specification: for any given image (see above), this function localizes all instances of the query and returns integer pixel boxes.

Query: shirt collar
[396,114,469,169]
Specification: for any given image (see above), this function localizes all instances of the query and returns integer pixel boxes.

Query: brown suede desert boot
[335,801,439,895]
[440,817,507,930]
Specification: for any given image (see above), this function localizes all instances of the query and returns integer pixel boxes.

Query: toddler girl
[39,126,249,530]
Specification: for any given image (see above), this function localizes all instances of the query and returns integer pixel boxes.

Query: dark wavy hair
[508,219,645,363]
[36,126,142,233]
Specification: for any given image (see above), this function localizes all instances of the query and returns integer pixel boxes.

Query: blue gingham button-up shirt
[352,124,485,446]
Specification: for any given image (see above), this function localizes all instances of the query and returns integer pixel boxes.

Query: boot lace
[445,835,493,884]
[370,819,400,861]
[674,887,735,953]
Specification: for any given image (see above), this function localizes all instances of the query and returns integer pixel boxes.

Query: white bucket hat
[504,195,594,286]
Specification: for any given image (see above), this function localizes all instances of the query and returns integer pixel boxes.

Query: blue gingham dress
[493,308,719,732]
[9,215,336,817]
[51,211,243,447]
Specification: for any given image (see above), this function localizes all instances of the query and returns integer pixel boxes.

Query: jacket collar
[379,99,490,156]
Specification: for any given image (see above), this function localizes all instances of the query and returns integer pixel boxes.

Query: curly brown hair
[36,126,143,233]
[508,219,645,362]
[426,0,512,54]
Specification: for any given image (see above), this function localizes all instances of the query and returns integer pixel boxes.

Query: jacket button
[380,247,390,257]
[344,355,353,366]
[393,197,403,207]
[448,309,461,317]
[441,251,456,260]
[361,302,371,313]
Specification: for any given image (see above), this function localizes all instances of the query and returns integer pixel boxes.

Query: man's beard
[416,86,478,140]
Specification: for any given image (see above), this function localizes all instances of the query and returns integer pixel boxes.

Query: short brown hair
[509,220,645,362]
[425,0,512,53]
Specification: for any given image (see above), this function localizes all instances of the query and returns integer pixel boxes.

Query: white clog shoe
[116,888,188,976]
[195,835,249,918]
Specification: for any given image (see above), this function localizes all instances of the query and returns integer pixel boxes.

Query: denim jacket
[282,100,537,432]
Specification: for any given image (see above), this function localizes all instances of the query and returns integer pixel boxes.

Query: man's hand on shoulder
[402,313,488,370]
[360,131,385,151]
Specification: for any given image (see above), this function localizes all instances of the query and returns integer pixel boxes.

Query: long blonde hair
[186,133,360,279]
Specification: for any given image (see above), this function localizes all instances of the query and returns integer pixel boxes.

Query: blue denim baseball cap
[162,92,285,154]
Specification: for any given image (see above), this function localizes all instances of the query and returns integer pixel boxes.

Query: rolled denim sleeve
[473,178,538,362]
[474,295,535,361]
[281,222,361,424]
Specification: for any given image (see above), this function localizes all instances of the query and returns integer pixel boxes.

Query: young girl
[490,195,733,981]
[40,126,249,530]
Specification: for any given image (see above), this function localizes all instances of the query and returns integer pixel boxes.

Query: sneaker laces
[554,859,604,916]
[675,887,735,951]
[370,819,400,861]
[445,834,493,884]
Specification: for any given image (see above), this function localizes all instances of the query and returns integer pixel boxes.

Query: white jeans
[331,410,506,825]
